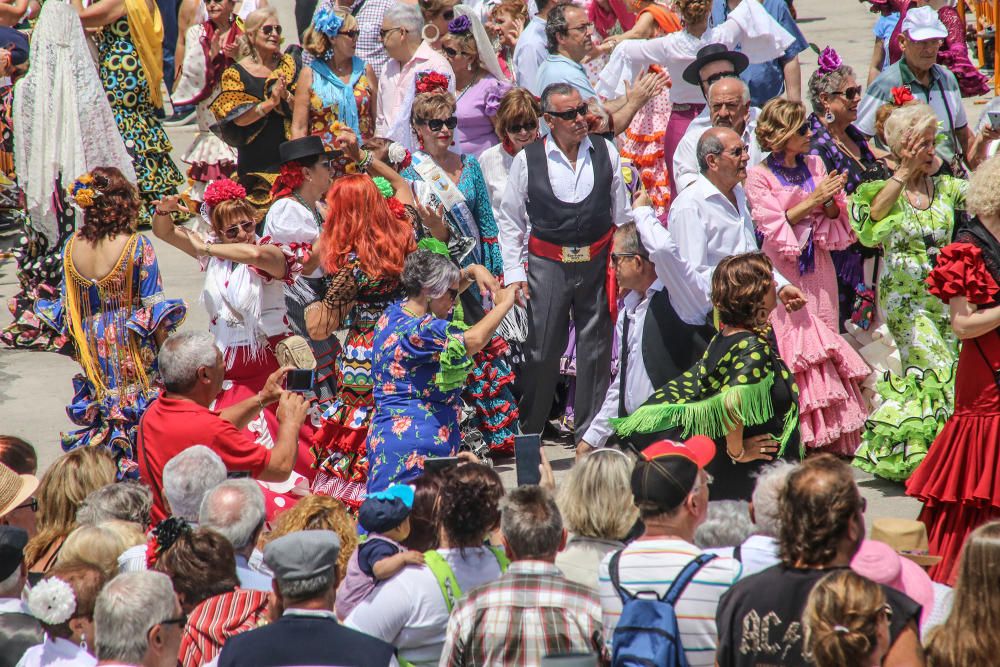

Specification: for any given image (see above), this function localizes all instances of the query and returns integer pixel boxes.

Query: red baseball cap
[632,437,716,513]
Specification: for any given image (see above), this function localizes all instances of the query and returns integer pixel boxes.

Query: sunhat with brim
[871,517,942,567]
[851,539,935,627]
[0,462,38,519]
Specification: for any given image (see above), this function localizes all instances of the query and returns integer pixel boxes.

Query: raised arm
[291,67,313,139]
[75,0,125,29]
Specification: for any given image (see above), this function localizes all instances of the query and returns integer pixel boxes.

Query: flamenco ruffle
[465,345,519,453]
[926,242,1000,305]
[182,132,237,184]
[310,401,370,509]
[853,365,955,482]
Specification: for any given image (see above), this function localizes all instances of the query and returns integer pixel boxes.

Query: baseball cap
[632,436,716,512]
[358,484,414,534]
[902,6,947,41]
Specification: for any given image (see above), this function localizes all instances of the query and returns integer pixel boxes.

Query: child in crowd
[335,484,425,619]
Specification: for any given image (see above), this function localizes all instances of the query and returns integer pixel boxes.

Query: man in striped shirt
[597,437,742,666]
[440,486,606,666]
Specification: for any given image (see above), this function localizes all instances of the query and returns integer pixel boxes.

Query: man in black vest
[217,530,396,667]
[497,82,641,443]
[578,223,715,457]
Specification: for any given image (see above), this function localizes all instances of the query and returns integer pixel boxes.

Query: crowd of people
[4,0,1000,663]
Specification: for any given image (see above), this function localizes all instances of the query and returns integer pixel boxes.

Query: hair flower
[203,178,247,209]
[415,71,450,95]
[371,176,395,198]
[313,6,344,38]
[386,196,407,221]
[27,577,77,626]
[447,14,472,34]
[387,142,412,169]
[890,85,915,106]
[67,173,102,209]
[816,46,842,75]
[146,516,191,567]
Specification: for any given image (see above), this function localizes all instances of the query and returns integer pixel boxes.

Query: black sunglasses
[422,116,458,131]
[205,0,227,5]
[441,8,455,20]
[797,122,810,136]
[831,86,863,101]
[260,24,282,36]
[508,120,538,134]
[443,46,477,59]
[702,70,738,88]
[546,103,589,121]
[160,614,188,628]
[13,497,37,512]
[338,29,361,39]
[379,26,404,39]
[222,219,255,239]
[446,287,459,300]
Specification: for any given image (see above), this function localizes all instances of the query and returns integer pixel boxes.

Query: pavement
[1,0,987,524]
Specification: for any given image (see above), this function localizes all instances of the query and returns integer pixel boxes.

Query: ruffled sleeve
[248,236,311,286]
[709,0,796,64]
[402,315,473,391]
[745,165,805,260]
[126,235,187,337]
[850,179,903,247]
[926,242,1000,305]
[483,78,512,117]
[806,155,856,252]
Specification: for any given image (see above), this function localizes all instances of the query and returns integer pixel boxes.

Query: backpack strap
[488,545,510,572]
[608,549,634,605]
[423,550,462,613]
[664,553,717,606]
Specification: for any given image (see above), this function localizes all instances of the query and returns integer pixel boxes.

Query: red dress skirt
[907,242,1000,584]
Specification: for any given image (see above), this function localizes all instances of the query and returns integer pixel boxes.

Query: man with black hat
[597,438,741,666]
[0,526,43,667]
[217,530,397,667]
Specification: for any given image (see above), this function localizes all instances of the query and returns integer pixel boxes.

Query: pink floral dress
[745,154,870,455]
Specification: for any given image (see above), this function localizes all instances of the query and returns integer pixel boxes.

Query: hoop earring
[752,306,771,335]
[824,107,834,124]
[422,24,440,43]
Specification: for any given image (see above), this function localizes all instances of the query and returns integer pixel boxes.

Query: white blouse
[477,143,515,225]
[16,635,96,667]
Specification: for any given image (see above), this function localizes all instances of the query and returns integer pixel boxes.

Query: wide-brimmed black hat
[278,136,332,165]
[681,43,750,87]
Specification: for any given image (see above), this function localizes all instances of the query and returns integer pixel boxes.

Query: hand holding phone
[515,434,542,486]
[284,369,315,393]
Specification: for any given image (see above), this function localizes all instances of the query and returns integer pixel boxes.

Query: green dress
[849,176,966,481]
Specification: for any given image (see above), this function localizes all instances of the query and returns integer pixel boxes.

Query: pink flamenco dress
[746,154,870,455]
[908,225,1000,585]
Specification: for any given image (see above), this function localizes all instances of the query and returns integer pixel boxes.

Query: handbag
[274,334,317,370]
[851,257,880,331]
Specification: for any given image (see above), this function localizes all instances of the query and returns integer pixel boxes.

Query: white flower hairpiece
[387,142,408,165]
[27,577,77,625]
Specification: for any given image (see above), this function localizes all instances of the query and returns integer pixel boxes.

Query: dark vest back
[641,289,716,388]
[524,136,614,246]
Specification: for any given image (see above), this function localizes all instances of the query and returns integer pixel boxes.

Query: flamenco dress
[36,234,186,478]
[849,176,965,481]
[907,221,1000,584]
[745,155,869,455]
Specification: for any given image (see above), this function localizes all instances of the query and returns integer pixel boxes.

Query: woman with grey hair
[364,249,517,493]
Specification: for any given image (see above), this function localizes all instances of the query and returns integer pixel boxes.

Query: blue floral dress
[365,302,470,493]
[37,234,186,478]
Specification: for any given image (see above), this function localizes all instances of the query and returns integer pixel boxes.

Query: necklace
[767,153,809,186]
[456,73,481,100]
[905,176,932,210]
[292,192,322,228]
[401,303,424,318]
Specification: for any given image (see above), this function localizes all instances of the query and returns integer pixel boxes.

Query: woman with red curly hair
[152,178,324,514]
[35,168,186,478]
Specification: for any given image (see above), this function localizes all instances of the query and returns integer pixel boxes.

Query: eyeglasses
[222,219,255,239]
[797,122,810,136]
[160,614,188,628]
[379,26,403,39]
[338,29,361,39]
[724,145,750,157]
[508,120,538,134]
[611,252,643,265]
[702,70,738,89]
[260,24,282,36]
[13,497,36,512]
[421,116,458,131]
[446,287,459,300]
[565,23,591,33]
[205,0,227,5]
[545,103,589,121]
[443,46,477,59]
[830,86,863,101]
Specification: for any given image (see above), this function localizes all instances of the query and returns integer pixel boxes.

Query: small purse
[274,335,317,370]
[850,259,880,331]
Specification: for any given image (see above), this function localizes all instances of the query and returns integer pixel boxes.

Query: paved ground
[2,0,987,523]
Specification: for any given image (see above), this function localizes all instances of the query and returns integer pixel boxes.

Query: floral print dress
[365,302,470,493]
[849,175,967,481]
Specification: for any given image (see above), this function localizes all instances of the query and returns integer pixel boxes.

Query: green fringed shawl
[612,332,800,456]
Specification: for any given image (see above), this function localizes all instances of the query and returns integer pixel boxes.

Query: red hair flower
[386,196,407,220]
[416,71,450,95]
[891,86,914,106]
[203,178,247,209]
[277,162,305,191]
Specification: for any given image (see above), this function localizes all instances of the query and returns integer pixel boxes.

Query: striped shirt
[440,561,606,666]
[180,588,269,667]
[597,538,742,666]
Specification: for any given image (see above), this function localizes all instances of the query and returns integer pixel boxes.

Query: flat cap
[263,529,341,581]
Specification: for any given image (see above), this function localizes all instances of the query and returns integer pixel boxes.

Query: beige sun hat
[871,517,943,567]
[0,461,38,519]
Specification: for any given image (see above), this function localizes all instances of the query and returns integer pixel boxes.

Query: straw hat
[871,518,943,567]
[0,461,38,519]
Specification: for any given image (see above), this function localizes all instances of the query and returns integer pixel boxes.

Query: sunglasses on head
[222,219,255,239]
[338,29,361,39]
[422,116,458,131]
[831,86,863,101]
[703,70,738,88]
[546,103,589,121]
[508,120,538,134]
[260,24,282,36]
[443,46,477,59]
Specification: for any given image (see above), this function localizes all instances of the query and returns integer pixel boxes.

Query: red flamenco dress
[907,223,1000,584]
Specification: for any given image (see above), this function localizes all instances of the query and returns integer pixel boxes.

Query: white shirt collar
[544,134,594,166]
[622,278,664,311]
[282,608,338,620]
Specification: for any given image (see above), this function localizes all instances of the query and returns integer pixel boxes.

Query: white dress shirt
[375,42,456,138]
[497,135,633,284]
[654,174,789,322]
[672,106,766,193]
[477,143,515,225]
[581,279,663,447]
[512,16,547,94]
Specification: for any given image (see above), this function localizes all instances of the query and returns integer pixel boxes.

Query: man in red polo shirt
[138,331,309,523]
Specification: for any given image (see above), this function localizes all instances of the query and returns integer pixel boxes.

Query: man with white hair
[374,2,455,143]
[707,461,797,576]
[672,77,765,193]
[136,330,308,524]
[199,479,271,591]
[94,571,184,667]
[162,446,227,523]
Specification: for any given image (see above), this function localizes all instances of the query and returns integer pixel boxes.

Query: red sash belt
[527,228,619,322]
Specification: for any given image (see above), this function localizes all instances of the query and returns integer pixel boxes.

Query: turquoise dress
[36,234,186,478]
[365,302,470,492]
